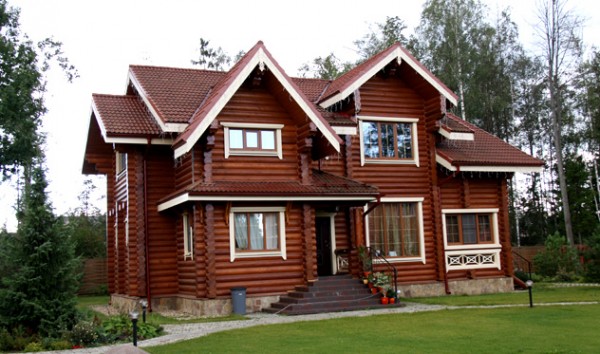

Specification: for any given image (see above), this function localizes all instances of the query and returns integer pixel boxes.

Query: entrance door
[316,217,333,276]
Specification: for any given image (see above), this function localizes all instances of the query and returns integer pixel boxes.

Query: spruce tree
[0,163,79,337]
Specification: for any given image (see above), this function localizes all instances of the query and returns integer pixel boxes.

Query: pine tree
[0,163,79,337]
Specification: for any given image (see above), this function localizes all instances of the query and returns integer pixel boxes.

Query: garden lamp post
[140,299,148,323]
[130,311,139,346]
[526,280,534,308]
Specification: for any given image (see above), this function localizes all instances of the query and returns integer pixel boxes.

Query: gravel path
[33,300,599,354]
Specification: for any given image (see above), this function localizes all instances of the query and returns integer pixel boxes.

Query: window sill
[444,244,501,251]
[230,251,286,262]
[374,256,425,264]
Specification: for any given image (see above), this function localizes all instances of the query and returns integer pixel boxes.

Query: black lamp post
[140,299,148,323]
[526,280,534,308]
[130,311,139,347]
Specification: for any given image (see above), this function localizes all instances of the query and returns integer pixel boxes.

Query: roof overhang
[173,46,342,159]
[436,154,543,174]
[319,47,458,109]
[157,193,377,212]
[91,103,174,145]
[438,126,474,141]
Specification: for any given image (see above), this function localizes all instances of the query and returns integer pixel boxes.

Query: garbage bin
[231,287,246,315]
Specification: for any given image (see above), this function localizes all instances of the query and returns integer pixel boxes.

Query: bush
[584,229,600,282]
[23,341,44,352]
[68,320,100,346]
[533,233,581,279]
[102,314,163,342]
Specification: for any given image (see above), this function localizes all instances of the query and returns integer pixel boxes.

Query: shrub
[23,341,44,352]
[102,314,163,342]
[584,229,600,282]
[68,320,100,346]
[533,233,581,279]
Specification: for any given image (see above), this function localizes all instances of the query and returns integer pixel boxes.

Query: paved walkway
[36,301,599,354]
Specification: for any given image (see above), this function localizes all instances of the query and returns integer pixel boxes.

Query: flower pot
[381,297,389,305]
[389,297,396,304]
[362,278,369,285]
[371,287,378,294]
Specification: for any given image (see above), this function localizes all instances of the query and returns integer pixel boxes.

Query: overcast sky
[1,0,599,231]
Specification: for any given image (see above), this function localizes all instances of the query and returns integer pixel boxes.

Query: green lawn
[146,304,600,354]
[404,283,600,306]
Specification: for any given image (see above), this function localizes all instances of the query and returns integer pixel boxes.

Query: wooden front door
[316,216,333,276]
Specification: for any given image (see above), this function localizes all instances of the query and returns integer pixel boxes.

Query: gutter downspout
[144,139,152,312]
[438,165,460,295]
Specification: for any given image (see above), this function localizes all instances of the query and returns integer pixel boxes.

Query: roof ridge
[129,64,227,74]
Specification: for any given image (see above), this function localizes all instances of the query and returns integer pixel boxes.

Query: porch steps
[264,275,403,315]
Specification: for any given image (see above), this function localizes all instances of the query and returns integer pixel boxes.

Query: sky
[1,0,599,231]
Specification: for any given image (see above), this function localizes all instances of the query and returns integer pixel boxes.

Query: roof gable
[172,41,342,159]
[318,43,458,109]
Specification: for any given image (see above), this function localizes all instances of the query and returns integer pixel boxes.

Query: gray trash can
[231,287,246,315]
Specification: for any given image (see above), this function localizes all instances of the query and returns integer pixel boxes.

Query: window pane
[362,122,379,159]
[234,214,248,250]
[380,123,395,158]
[261,130,275,150]
[249,213,264,250]
[230,129,244,149]
[446,215,460,243]
[246,131,258,148]
[402,203,419,256]
[396,123,413,158]
[386,204,401,257]
[264,213,279,250]
[368,205,385,254]
[462,214,477,244]
[478,215,492,242]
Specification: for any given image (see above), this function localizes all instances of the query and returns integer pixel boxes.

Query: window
[116,151,127,176]
[222,122,283,159]
[366,198,425,263]
[183,212,194,260]
[442,209,499,249]
[229,207,287,261]
[359,117,419,166]
[446,213,493,245]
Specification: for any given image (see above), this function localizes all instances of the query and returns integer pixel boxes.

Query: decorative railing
[445,248,501,271]
[512,250,532,279]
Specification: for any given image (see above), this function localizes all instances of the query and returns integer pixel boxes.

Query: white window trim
[183,212,194,261]
[358,116,420,167]
[365,197,426,264]
[222,122,283,159]
[442,208,501,251]
[229,206,287,262]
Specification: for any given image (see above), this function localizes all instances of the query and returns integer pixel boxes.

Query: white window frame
[116,151,127,177]
[365,197,426,264]
[442,208,500,251]
[229,206,287,262]
[358,116,419,167]
[183,212,194,261]
[222,122,283,159]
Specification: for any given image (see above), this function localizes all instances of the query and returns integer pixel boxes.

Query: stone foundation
[398,277,514,298]
[110,293,280,317]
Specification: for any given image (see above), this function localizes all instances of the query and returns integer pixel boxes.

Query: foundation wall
[398,277,514,298]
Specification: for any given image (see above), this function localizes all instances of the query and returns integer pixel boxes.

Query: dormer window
[358,117,419,166]
[222,122,283,159]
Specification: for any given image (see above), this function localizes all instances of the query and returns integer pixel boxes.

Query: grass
[403,283,600,306]
[145,304,600,354]
[144,284,600,353]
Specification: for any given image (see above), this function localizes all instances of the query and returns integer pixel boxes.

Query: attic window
[222,122,283,159]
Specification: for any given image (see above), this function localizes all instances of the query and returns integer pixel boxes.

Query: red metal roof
[437,115,544,168]
[92,94,161,136]
[159,169,379,205]
[129,66,226,124]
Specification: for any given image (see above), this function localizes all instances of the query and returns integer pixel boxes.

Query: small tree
[0,164,79,337]
[533,232,581,280]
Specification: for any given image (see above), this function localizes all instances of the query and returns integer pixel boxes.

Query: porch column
[302,203,316,281]
[205,203,217,298]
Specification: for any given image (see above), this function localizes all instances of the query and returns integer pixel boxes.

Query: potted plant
[373,272,391,294]
[380,295,389,305]
[386,288,396,304]
[358,246,372,278]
